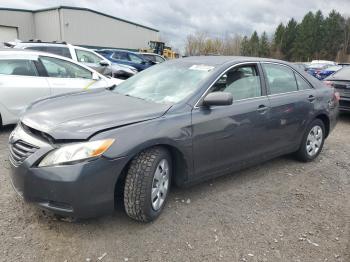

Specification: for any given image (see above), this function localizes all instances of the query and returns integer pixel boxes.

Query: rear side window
[26,46,72,58]
[143,54,156,62]
[40,56,92,79]
[128,53,143,64]
[263,64,298,95]
[295,73,312,90]
[0,59,38,76]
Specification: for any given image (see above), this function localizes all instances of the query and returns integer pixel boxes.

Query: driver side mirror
[99,60,110,66]
[92,72,100,80]
[202,92,233,107]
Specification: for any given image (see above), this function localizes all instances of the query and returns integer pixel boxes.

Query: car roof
[140,52,163,56]
[98,49,139,55]
[168,56,292,66]
[0,48,104,77]
[14,42,69,48]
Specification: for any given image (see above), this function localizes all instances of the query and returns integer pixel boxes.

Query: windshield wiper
[124,94,147,101]
[106,84,117,91]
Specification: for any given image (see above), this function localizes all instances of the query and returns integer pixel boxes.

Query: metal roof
[0,6,159,32]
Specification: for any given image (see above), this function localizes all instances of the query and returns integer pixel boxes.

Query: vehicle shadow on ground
[0,125,15,134]
[43,154,295,228]
[339,112,350,123]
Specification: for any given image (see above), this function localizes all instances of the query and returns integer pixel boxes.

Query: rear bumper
[9,156,128,218]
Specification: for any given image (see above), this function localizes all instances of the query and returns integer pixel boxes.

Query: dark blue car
[96,49,155,72]
[316,65,342,80]
[306,63,329,78]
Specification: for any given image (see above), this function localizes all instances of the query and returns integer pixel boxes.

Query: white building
[0,6,159,50]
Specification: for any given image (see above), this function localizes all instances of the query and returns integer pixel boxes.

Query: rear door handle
[308,95,316,102]
[257,104,268,114]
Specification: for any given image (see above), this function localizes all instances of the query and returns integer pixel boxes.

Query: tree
[271,23,285,59]
[322,10,345,60]
[281,18,298,61]
[184,9,350,62]
[240,36,250,56]
[249,31,260,56]
[259,32,270,57]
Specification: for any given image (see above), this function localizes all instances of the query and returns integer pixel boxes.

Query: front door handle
[308,95,316,102]
[257,104,268,114]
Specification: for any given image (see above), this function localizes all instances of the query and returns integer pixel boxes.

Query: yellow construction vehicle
[140,41,178,59]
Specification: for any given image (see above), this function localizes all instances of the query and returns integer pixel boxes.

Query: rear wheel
[124,147,171,222]
[295,119,325,162]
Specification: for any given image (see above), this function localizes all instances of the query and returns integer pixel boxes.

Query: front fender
[93,111,193,183]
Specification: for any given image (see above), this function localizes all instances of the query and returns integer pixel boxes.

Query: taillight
[334,91,340,101]
[323,81,334,87]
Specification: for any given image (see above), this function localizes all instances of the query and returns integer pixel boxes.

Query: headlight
[38,139,115,167]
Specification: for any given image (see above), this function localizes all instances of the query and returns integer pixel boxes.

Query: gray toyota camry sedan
[8,56,339,222]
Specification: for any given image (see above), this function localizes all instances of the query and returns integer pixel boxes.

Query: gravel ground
[0,116,349,262]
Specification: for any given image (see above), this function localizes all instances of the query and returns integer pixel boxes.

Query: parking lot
[0,115,348,262]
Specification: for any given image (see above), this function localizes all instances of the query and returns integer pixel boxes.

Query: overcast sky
[1,0,350,51]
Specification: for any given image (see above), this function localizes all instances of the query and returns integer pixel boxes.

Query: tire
[295,119,325,162]
[124,147,172,222]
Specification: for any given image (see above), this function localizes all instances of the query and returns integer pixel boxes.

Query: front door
[191,63,271,179]
[39,56,101,95]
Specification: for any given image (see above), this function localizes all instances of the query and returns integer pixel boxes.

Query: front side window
[112,52,128,61]
[40,56,92,79]
[263,64,298,95]
[116,63,213,104]
[76,49,102,64]
[0,59,38,76]
[128,53,144,64]
[210,65,262,100]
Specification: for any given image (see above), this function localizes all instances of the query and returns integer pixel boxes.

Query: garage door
[0,26,18,45]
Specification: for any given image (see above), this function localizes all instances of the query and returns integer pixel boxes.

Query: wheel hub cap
[151,159,169,211]
[306,125,323,157]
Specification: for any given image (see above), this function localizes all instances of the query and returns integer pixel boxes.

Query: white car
[0,49,123,126]
[11,41,137,79]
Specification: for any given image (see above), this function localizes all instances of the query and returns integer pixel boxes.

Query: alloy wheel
[151,159,170,211]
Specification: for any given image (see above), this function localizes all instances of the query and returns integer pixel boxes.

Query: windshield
[331,66,350,80]
[115,62,214,104]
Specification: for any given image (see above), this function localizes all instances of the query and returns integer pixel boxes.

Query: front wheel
[124,147,172,222]
[295,119,325,162]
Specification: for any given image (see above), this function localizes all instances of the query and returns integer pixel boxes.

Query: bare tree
[185,31,242,56]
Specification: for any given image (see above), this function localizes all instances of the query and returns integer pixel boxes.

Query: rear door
[0,58,50,122]
[261,63,316,152]
[38,56,104,95]
[191,63,271,179]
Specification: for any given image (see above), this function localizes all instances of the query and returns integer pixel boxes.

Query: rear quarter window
[0,59,38,76]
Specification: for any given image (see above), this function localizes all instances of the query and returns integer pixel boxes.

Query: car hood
[21,89,171,140]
